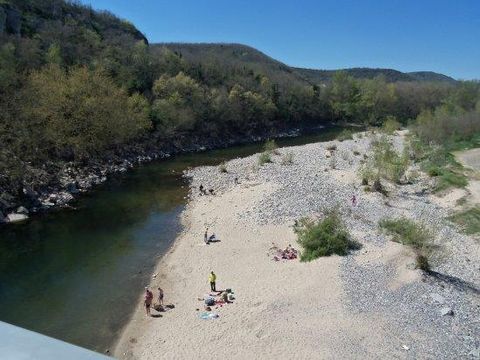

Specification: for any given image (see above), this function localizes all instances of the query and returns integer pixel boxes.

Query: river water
[0,127,344,353]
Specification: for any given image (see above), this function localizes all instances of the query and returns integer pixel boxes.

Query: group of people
[144,287,164,317]
[199,184,215,196]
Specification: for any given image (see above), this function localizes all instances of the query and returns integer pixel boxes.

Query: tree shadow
[428,270,480,296]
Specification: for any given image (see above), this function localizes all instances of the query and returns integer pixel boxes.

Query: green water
[0,127,344,352]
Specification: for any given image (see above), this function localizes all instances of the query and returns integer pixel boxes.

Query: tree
[22,65,151,160]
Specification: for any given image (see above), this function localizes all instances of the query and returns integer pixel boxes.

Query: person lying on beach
[144,287,153,317]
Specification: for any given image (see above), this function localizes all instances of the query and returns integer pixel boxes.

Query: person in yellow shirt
[208,271,217,292]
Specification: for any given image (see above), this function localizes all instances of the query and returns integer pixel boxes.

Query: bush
[379,217,435,271]
[419,145,468,191]
[381,116,401,134]
[359,136,409,184]
[294,210,361,261]
[281,152,294,165]
[337,129,354,141]
[448,206,480,234]
[264,139,279,154]
[258,151,272,165]
[219,161,228,173]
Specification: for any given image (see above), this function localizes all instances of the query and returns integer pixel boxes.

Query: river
[0,127,345,353]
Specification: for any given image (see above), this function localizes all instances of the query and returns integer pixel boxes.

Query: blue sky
[82,0,480,80]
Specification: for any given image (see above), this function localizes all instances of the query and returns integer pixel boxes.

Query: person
[209,271,217,292]
[157,287,164,306]
[351,194,357,207]
[144,287,153,317]
[204,227,209,244]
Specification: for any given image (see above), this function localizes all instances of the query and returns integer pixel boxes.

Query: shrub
[448,206,480,234]
[258,151,272,165]
[219,161,228,173]
[337,129,354,141]
[326,144,337,151]
[281,152,294,165]
[381,116,401,135]
[379,217,435,271]
[359,135,409,184]
[264,139,279,154]
[329,153,337,169]
[294,210,361,261]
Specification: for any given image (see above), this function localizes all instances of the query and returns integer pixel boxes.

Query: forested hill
[154,43,309,88]
[159,43,456,84]
[294,67,457,84]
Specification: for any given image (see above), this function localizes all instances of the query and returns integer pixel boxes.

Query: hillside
[294,67,457,84]
[153,43,310,88]
[158,43,456,84]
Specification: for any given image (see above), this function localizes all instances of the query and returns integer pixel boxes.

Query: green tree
[23,65,151,159]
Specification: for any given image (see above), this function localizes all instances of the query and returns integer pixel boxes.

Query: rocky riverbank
[115,130,479,359]
[0,126,309,225]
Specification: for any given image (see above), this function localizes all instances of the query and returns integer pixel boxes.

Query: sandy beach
[114,131,479,360]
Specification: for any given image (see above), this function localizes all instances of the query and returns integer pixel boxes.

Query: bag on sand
[205,297,215,306]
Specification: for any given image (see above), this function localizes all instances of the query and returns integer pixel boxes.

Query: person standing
[208,271,217,292]
[351,194,357,207]
[144,287,153,317]
[204,227,209,245]
[157,287,164,306]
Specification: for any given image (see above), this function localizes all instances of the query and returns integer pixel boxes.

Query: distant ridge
[156,43,456,84]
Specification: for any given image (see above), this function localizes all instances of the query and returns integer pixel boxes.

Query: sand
[114,180,411,360]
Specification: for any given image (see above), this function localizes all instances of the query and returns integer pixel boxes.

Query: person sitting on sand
[157,287,164,306]
[209,271,217,292]
[144,287,153,317]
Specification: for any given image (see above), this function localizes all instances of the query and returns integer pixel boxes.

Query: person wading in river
[209,271,217,292]
[144,287,153,317]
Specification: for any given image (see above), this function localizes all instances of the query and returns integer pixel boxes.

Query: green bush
[264,139,279,154]
[258,151,272,165]
[359,136,409,184]
[381,116,401,134]
[379,217,435,271]
[219,161,228,173]
[448,207,480,234]
[337,129,354,141]
[295,210,361,261]
[281,152,294,165]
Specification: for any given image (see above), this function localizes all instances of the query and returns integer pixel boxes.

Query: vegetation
[337,129,354,141]
[0,0,478,203]
[381,116,401,134]
[295,210,360,261]
[379,217,435,271]
[264,139,279,154]
[258,152,272,165]
[219,161,228,173]
[448,207,480,235]
[281,152,294,165]
[360,136,409,185]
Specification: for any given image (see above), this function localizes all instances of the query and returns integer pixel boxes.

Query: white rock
[440,307,454,316]
[7,213,29,223]
[16,206,29,215]
[430,293,445,304]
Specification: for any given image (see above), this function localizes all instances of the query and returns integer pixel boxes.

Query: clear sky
[82,0,480,80]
